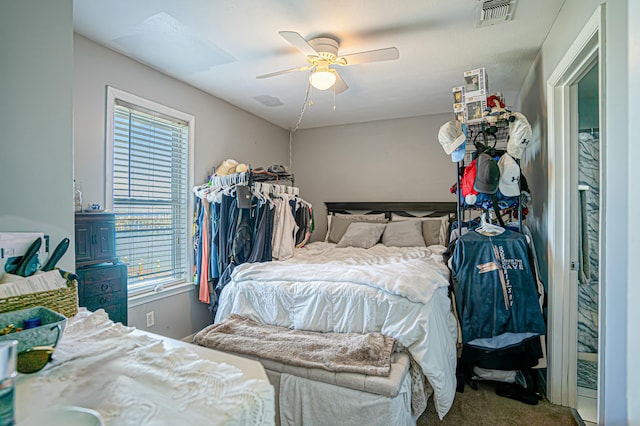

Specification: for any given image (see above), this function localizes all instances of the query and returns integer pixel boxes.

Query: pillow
[327,215,388,243]
[390,214,449,246]
[381,220,426,248]
[334,213,386,219]
[336,222,387,249]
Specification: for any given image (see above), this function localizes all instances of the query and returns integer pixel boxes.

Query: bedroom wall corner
[73,34,290,335]
[0,0,75,273]
[291,113,457,241]
[515,0,637,423]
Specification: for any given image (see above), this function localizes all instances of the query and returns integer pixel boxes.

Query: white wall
[73,34,290,338]
[517,0,638,423]
[74,34,289,206]
[627,1,640,423]
[516,0,601,287]
[602,2,630,423]
[0,0,74,272]
[292,113,457,240]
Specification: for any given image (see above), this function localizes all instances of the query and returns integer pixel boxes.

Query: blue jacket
[451,229,546,349]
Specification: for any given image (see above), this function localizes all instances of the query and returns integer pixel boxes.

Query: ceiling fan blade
[334,71,349,94]
[279,31,319,57]
[256,65,313,79]
[339,47,399,66]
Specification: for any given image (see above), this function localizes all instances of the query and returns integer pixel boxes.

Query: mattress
[215,242,458,419]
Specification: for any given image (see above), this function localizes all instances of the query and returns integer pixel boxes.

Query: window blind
[112,102,189,294]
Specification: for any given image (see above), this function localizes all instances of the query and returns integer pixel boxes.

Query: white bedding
[215,242,458,419]
[16,309,275,425]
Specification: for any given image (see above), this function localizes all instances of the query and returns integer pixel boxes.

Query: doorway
[546,6,604,425]
[575,62,599,423]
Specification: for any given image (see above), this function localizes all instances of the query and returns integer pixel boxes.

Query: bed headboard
[324,202,458,219]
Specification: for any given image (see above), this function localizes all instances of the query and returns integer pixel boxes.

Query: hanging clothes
[295,202,312,248]
[450,229,546,350]
[247,199,274,263]
[210,201,220,280]
[193,198,203,285]
[271,195,299,261]
[193,176,311,301]
[232,207,254,265]
[199,201,210,304]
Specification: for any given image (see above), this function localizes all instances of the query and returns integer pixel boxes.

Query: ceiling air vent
[476,0,516,27]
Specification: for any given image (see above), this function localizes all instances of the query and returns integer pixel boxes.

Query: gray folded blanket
[194,314,397,376]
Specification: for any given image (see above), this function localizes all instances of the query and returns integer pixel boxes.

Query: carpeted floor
[418,382,577,425]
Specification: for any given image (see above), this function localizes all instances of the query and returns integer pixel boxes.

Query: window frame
[105,86,195,297]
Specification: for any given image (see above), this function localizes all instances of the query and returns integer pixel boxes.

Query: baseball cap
[451,143,466,163]
[474,153,500,194]
[498,153,520,197]
[267,164,287,175]
[438,120,466,155]
[507,112,532,159]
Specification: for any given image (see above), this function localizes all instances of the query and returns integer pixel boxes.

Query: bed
[207,202,459,423]
[15,308,275,425]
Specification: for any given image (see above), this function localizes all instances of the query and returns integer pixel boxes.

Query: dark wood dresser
[75,212,128,325]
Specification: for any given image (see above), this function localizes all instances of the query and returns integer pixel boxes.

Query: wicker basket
[0,275,78,319]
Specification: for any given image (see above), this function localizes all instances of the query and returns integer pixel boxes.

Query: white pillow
[390,214,449,246]
[325,213,387,242]
[381,220,426,248]
[336,222,387,249]
[327,215,388,244]
[334,213,386,219]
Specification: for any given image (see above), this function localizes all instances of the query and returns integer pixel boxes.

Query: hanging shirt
[272,195,299,260]
[247,200,271,263]
[210,201,220,279]
[450,229,546,350]
[199,200,210,304]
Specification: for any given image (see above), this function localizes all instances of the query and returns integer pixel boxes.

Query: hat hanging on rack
[506,112,532,159]
[474,153,500,195]
[438,120,466,161]
[498,153,521,197]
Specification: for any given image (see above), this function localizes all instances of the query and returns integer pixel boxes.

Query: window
[106,87,194,296]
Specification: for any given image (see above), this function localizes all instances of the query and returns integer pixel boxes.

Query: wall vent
[476,0,516,27]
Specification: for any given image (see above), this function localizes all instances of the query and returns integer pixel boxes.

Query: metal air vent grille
[477,0,516,26]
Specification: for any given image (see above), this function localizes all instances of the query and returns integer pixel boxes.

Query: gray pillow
[390,214,449,246]
[336,222,387,249]
[328,216,388,243]
[381,220,426,248]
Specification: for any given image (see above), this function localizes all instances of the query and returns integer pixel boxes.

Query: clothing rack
[193,170,300,201]
[209,171,249,188]
[253,181,300,197]
[455,118,523,234]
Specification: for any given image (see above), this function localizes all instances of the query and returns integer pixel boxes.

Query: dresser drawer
[82,275,124,297]
[84,291,124,309]
[83,293,127,325]
[79,264,123,284]
[77,262,128,326]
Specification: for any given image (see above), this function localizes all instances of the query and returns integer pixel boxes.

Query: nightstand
[75,212,128,325]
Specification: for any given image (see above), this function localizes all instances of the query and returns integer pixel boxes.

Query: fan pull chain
[333,85,336,111]
[290,78,313,133]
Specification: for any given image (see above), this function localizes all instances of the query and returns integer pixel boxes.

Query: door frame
[546,5,605,420]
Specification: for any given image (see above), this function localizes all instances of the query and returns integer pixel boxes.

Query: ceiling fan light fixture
[309,65,336,90]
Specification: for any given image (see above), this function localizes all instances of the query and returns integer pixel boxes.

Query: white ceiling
[73,0,565,130]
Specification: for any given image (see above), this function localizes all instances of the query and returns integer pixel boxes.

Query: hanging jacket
[450,229,546,350]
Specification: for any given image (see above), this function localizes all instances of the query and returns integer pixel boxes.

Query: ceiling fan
[257,31,400,94]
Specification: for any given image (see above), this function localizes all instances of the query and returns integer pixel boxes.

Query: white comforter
[216,242,458,419]
[18,309,275,425]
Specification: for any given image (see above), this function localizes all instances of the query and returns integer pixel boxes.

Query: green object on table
[14,238,41,277]
[0,307,66,353]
